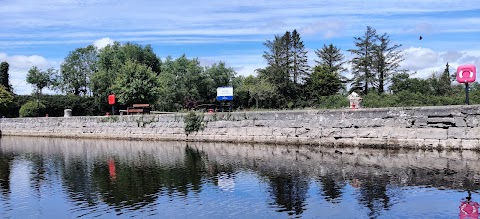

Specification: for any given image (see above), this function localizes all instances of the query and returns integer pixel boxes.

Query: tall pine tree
[348,26,377,95]
[372,33,403,94]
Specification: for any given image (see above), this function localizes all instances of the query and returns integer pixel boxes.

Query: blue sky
[1,0,480,94]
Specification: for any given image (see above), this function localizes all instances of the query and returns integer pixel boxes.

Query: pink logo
[457,64,476,83]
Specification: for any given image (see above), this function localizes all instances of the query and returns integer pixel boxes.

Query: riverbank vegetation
[0,26,477,117]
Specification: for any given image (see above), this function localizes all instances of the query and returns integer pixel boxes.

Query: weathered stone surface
[462,140,480,150]
[466,127,480,139]
[439,139,462,149]
[3,105,480,150]
[322,128,342,138]
[416,128,448,140]
[466,116,480,127]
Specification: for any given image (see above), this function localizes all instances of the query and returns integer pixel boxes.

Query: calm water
[0,136,479,218]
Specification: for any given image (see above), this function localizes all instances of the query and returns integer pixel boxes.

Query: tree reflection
[62,157,100,207]
[319,174,344,203]
[89,145,208,210]
[0,150,13,198]
[266,174,310,216]
[356,175,392,218]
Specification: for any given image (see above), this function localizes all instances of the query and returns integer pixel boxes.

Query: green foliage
[91,42,162,112]
[305,65,343,99]
[156,55,208,111]
[348,26,377,95]
[111,60,160,105]
[184,111,204,135]
[0,62,12,92]
[0,85,13,115]
[41,94,99,116]
[58,45,98,95]
[260,29,309,108]
[26,66,56,94]
[19,100,46,117]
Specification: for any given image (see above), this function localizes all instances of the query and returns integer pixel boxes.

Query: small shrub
[19,100,46,117]
[184,111,204,135]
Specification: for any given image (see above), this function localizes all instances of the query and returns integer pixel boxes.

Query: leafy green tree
[0,85,13,115]
[26,66,56,95]
[0,62,12,92]
[348,26,377,95]
[59,45,98,95]
[157,55,204,111]
[390,71,432,94]
[241,75,276,108]
[91,42,161,111]
[372,33,403,94]
[203,62,236,102]
[305,65,343,100]
[111,60,160,105]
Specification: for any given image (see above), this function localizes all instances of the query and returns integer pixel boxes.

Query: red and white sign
[457,64,476,83]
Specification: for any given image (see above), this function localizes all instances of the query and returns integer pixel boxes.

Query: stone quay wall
[2,105,480,150]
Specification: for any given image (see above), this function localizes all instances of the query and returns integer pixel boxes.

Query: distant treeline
[0,26,474,117]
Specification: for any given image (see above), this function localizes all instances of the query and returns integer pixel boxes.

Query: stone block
[356,127,379,138]
[466,116,480,127]
[466,127,480,139]
[462,140,480,150]
[322,128,342,138]
[454,117,467,127]
[356,138,388,146]
[448,127,468,139]
[341,128,358,138]
[389,127,417,139]
[416,128,448,140]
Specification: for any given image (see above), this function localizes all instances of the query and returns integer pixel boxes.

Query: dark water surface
[0,136,479,218]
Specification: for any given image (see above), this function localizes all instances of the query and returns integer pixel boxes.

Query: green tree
[59,45,98,96]
[348,26,377,95]
[91,42,162,111]
[26,66,56,95]
[372,33,403,94]
[0,85,13,115]
[261,30,309,107]
[315,44,346,75]
[111,60,160,105]
[314,44,347,92]
[437,62,452,95]
[305,65,343,100]
[291,30,309,85]
[390,71,432,94]
[203,62,236,102]
[156,55,204,111]
[241,75,276,108]
[0,62,12,92]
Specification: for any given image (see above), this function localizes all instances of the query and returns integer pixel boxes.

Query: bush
[19,100,46,117]
[316,95,350,109]
[184,111,204,135]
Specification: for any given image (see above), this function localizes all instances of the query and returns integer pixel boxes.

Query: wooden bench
[126,104,151,115]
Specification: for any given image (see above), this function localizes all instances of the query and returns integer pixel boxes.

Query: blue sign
[217,96,233,101]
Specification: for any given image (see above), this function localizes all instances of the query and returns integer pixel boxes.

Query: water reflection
[1,136,480,218]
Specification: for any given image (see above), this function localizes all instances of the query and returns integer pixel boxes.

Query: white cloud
[0,52,58,94]
[401,47,480,78]
[93,37,114,49]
